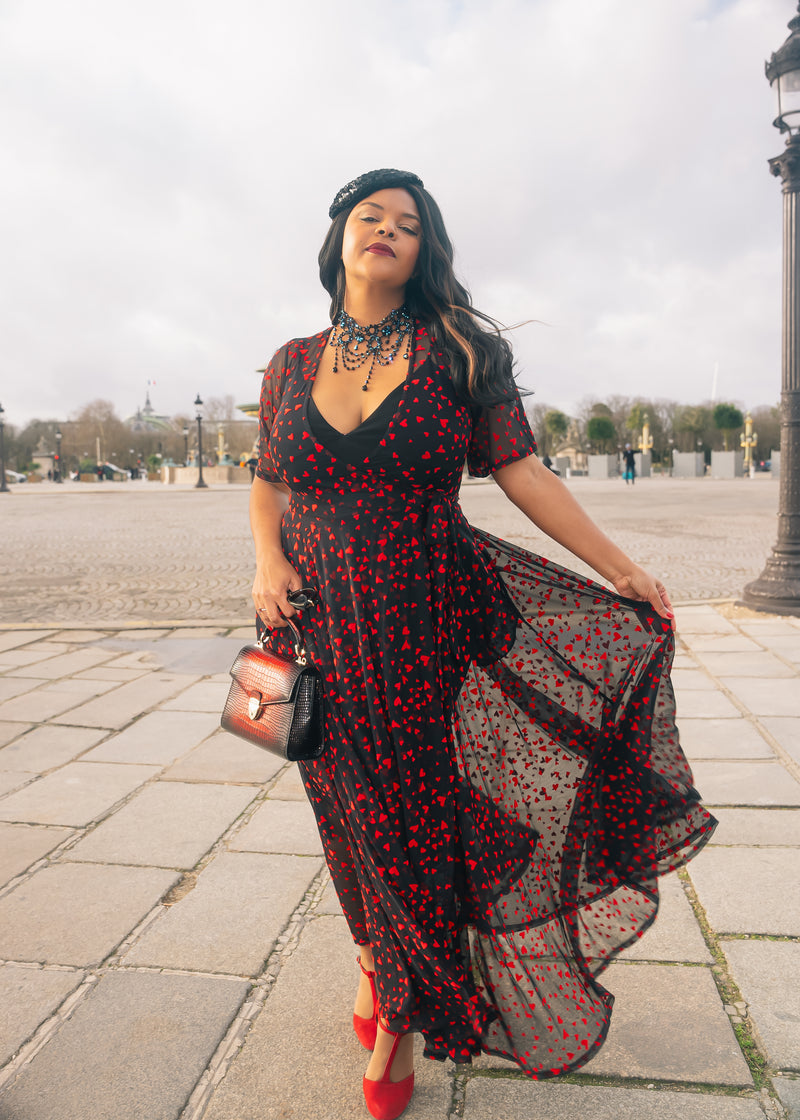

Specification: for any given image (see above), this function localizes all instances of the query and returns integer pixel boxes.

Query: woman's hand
[611,566,676,632]
[495,460,676,633]
[252,553,303,629]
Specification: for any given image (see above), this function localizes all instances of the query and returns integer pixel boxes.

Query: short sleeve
[255,344,290,484]
[466,386,538,477]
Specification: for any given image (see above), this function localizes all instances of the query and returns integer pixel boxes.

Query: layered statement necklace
[330,306,413,391]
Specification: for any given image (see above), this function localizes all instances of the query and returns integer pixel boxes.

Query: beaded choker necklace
[331,306,413,391]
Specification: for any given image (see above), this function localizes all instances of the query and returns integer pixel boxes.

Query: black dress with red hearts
[256,321,715,1077]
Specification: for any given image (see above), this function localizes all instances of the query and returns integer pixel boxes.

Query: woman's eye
[361,216,378,223]
[401,226,419,236]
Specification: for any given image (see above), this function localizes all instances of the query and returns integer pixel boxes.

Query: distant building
[126,391,174,434]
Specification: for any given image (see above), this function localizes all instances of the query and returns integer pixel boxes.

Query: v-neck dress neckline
[307,382,406,466]
[303,322,429,466]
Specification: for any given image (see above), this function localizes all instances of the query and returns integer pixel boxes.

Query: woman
[250,168,715,1120]
[623,443,637,485]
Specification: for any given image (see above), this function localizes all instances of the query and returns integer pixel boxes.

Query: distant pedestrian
[541,452,553,471]
[623,444,636,485]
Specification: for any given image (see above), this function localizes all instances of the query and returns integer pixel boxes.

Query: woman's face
[340,188,421,293]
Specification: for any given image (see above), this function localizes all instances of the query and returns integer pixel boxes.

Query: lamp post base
[740,549,800,616]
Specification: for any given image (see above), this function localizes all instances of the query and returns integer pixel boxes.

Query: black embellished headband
[328,169,424,219]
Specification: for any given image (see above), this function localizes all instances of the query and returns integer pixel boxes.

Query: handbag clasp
[248,693,263,720]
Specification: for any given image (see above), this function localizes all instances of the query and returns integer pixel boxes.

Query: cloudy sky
[1,0,792,426]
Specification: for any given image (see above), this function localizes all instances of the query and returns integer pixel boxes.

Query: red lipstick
[366,243,395,257]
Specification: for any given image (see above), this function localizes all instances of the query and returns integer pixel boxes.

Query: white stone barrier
[711,450,744,479]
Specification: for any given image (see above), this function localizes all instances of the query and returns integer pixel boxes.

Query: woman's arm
[249,476,302,628]
[492,454,675,628]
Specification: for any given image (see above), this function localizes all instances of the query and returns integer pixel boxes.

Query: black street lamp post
[0,403,9,494]
[183,424,189,467]
[194,394,208,489]
[742,4,800,614]
[55,427,63,483]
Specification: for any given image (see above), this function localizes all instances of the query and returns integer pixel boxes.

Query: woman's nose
[378,225,395,238]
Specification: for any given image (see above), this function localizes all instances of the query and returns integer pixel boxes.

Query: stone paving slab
[0,722,31,748]
[268,765,307,801]
[0,631,54,653]
[125,852,324,975]
[761,717,800,767]
[461,1081,765,1120]
[0,823,74,887]
[683,635,762,653]
[0,963,84,1066]
[581,963,750,1084]
[10,647,116,680]
[0,687,91,724]
[82,710,219,765]
[0,862,179,966]
[165,626,227,640]
[203,915,450,1120]
[670,669,717,690]
[0,648,65,668]
[692,650,798,677]
[722,940,800,1070]
[317,876,344,916]
[755,638,800,666]
[718,677,800,718]
[675,610,739,635]
[96,649,161,670]
[68,782,259,868]
[677,718,774,760]
[51,672,200,729]
[109,629,171,640]
[113,635,244,676]
[673,691,742,719]
[35,640,83,652]
[74,665,148,681]
[0,970,250,1120]
[709,808,800,847]
[691,761,800,806]
[49,630,114,642]
[0,772,32,797]
[0,677,45,703]
[776,1077,800,1119]
[161,729,285,784]
[0,725,108,773]
[228,797,324,856]
[0,761,158,826]
[688,848,800,934]
[617,873,712,963]
[159,680,232,713]
[38,677,117,698]
[738,619,800,637]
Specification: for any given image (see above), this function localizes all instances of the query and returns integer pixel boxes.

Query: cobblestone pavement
[0,606,798,1119]
[0,476,780,624]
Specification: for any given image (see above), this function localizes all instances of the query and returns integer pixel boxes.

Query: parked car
[5,469,26,483]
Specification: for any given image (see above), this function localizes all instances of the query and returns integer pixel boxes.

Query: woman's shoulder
[265,327,331,372]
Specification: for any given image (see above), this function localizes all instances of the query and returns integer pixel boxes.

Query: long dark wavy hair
[318,183,518,405]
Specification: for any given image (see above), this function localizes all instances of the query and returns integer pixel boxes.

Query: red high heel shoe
[362,1020,414,1120]
[353,957,378,1050]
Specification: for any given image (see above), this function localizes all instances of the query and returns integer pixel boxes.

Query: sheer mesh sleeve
[466,386,538,477]
[255,343,290,484]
